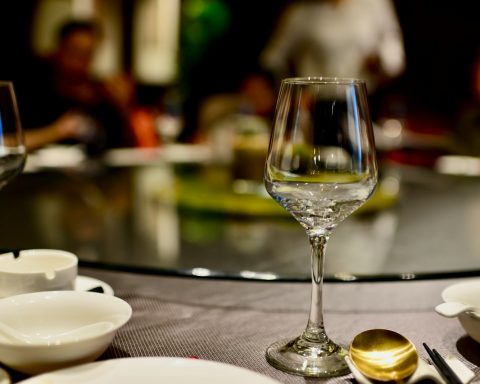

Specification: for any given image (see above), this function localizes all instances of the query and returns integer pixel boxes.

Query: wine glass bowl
[0,82,26,189]
[264,77,377,377]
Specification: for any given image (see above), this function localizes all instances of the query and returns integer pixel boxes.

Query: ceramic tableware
[0,249,77,298]
[0,290,131,374]
[436,280,480,343]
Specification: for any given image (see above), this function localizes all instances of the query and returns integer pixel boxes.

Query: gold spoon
[349,329,418,382]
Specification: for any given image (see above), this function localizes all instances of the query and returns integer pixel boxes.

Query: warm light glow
[133,0,180,84]
[239,271,278,280]
[382,118,403,138]
[380,175,400,196]
[191,268,212,277]
[436,155,480,176]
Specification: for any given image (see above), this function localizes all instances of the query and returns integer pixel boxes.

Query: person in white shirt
[261,0,405,93]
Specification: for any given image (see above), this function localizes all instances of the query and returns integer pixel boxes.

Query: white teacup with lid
[0,249,78,298]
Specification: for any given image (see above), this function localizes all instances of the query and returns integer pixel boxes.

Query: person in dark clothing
[15,19,134,152]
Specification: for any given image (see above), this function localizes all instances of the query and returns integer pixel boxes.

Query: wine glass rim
[282,77,365,85]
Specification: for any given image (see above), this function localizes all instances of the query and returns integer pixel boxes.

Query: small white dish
[346,355,474,384]
[0,249,77,298]
[436,280,480,343]
[346,355,443,384]
[75,276,114,296]
[29,145,86,169]
[0,290,131,374]
[17,357,282,384]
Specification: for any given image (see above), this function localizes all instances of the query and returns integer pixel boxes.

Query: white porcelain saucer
[75,276,114,296]
[17,357,282,384]
[346,355,475,384]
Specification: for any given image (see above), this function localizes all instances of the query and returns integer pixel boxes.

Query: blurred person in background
[185,67,276,183]
[15,19,135,153]
[196,69,276,139]
[260,0,405,119]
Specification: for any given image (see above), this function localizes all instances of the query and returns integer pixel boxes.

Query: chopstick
[423,343,463,384]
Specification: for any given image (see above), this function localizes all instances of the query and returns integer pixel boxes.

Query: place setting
[0,77,282,384]
[343,279,480,384]
[0,247,285,384]
[346,329,476,384]
[261,77,480,383]
[0,248,130,380]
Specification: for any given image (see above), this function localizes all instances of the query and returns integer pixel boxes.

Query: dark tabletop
[10,266,479,383]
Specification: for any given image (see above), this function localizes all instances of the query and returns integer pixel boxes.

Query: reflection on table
[2,145,480,281]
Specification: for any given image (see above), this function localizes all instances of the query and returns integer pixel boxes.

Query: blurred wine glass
[0,82,26,189]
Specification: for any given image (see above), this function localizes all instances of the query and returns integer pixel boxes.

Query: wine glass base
[266,336,350,377]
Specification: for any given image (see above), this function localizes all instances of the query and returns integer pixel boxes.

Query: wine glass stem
[304,234,329,343]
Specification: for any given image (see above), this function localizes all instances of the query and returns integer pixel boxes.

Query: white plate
[75,276,114,296]
[17,357,282,384]
[28,145,86,169]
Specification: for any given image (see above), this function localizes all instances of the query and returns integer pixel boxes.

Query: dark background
[0,0,479,134]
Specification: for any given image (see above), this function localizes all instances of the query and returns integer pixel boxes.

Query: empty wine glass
[0,82,26,189]
[264,77,378,377]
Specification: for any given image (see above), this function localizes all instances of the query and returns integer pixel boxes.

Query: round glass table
[1,145,479,282]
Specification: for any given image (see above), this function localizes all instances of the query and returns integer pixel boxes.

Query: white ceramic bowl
[0,290,132,374]
[437,280,480,343]
[0,249,78,298]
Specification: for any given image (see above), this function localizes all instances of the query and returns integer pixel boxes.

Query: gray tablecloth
[15,268,480,383]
